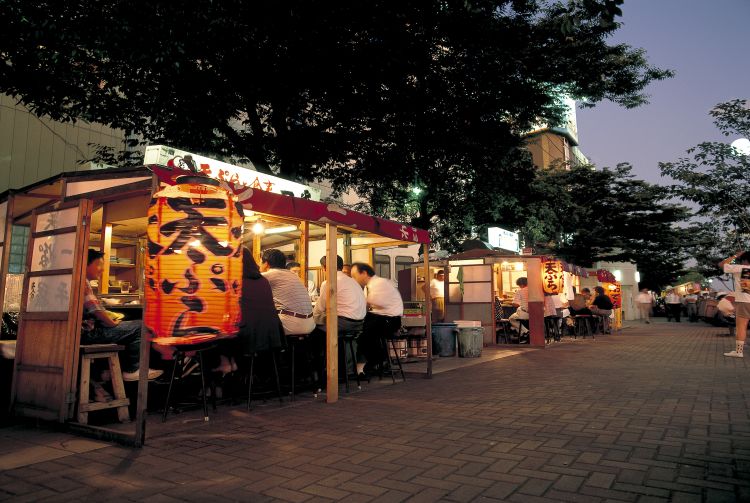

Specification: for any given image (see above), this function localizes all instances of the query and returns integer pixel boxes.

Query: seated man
[508,277,529,338]
[590,286,614,333]
[312,255,367,381]
[285,261,318,301]
[82,250,162,381]
[260,249,315,336]
[350,262,403,374]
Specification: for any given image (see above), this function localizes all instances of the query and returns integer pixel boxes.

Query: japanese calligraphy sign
[144,178,244,354]
[542,260,564,295]
[605,282,622,309]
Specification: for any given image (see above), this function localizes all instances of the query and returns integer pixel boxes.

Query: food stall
[399,249,589,348]
[5,161,431,445]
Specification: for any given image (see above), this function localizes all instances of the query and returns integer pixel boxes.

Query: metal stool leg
[197,350,209,422]
[247,354,255,411]
[291,342,296,401]
[383,337,396,384]
[162,351,182,422]
[271,351,283,404]
[349,339,361,390]
[340,340,350,393]
[390,338,406,382]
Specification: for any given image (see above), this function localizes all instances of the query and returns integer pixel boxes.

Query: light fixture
[251,222,265,235]
[514,262,524,271]
[265,225,298,235]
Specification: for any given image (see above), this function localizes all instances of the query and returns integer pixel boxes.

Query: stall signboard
[144,145,321,201]
[488,227,519,253]
[605,282,622,308]
[542,260,564,295]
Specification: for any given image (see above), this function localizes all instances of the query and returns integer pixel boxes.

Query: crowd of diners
[81,247,406,400]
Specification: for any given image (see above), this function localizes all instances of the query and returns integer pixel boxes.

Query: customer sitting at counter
[590,286,614,318]
[509,277,529,337]
[82,250,163,381]
[350,262,403,375]
[261,249,316,336]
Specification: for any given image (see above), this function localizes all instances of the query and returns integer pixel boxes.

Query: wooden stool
[286,333,315,401]
[574,315,594,339]
[77,344,130,424]
[380,330,407,383]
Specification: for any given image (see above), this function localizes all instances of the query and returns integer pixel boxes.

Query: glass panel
[0,201,7,243]
[462,265,491,282]
[26,274,72,312]
[30,232,76,272]
[8,225,29,274]
[34,207,80,233]
[4,274,24,311]
[463,283,492,302]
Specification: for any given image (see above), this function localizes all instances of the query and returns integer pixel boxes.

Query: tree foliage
[0,1,672,244]
[518,164,689,289]
[659,99,750,276]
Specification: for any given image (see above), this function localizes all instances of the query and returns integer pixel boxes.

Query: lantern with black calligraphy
[542,260,564,295]
[606,282,622,309]
[145,176,244,354]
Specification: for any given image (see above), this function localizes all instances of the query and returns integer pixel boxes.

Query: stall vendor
[509,277,529,337]
[430,270,446,322]
[82,250,163,381]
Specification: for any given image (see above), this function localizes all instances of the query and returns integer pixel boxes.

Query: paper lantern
[605,282,622,309]
[145,176,244,355]
[542,260,564,295]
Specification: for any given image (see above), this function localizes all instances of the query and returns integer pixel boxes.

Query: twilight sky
[576,0,750,184]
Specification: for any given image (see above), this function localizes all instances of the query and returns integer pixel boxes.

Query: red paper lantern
[605,282,622,309]
[145,177,244,355]
[542,260,564,295]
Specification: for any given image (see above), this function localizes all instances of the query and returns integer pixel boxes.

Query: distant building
[524,96,589,170]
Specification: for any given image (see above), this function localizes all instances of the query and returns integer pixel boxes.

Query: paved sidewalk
[1,320,749,502]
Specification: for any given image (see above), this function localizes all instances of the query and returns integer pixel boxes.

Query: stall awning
[149,165,430,244]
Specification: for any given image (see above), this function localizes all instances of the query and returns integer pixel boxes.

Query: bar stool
[77,344,130,425]
[247,349,283,410]
[574,315,594,339]
[381,329,406,383]
[544,316,561,344]
[286,333,315,401]
[153,337,218,423]
[338,329,361,392]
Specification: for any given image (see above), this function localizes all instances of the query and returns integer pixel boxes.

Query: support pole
[423,243,432,378]
[299,221,309,283]
[100,223,113,294]
[526,257,545,347]
[325,224,338,403]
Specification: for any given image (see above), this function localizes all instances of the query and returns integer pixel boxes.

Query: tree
[659,99,750,276]
[0,1,672,244]
[517,164,689,289]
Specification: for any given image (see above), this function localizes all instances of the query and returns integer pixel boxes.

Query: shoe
[724,351,744,358]
[122,368,164,381]
[92,382,112,403]
[645,320,650,324]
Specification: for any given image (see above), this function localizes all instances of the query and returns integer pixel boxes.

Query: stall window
[8,225,29,274]
[394,255,414,278]
[374,254,391,280]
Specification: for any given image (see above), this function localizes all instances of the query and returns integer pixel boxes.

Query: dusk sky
[576,0,750,184]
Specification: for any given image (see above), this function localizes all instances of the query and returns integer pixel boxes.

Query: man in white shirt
[509,277,529,337]
[285,261,318,301]
[719,251,750,357]
[636,288,653,324]
[311,255,367,379]
[430,270,445,322]
[684,290,699,322]
[260,249,315,336]
[665,289,682,323]
[351,262,404,374]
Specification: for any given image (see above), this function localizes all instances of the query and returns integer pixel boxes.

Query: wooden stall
[6,165,431,441]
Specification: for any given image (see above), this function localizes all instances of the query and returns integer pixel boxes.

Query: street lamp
[731,138,750,156]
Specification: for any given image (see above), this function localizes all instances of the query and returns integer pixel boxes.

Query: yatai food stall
[399,249,590,348]
[5,153,431,445]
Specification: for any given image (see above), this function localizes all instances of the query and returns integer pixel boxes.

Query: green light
[412,186,423,195]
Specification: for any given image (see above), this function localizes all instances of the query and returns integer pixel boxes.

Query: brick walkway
[1,320,749,502]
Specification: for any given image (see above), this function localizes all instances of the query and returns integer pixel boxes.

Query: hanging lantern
[605,282,622,309]
[145,176,244,355]
[542,260,564,295]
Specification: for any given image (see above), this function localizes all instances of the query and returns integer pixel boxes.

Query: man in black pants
[350,263,404,375]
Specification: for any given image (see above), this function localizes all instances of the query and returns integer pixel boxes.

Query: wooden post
[252,232,262,265]
[100,223,113,294]
[325,224,338,403]
[299,221,309,282]
[526,257,545,347]
[343,233,352,266]
[423,244,432,378]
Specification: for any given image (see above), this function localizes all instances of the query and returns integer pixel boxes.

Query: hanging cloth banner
[149,165,431,244]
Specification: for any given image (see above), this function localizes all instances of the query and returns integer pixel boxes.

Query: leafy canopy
[0,0,672,245]
[659,99,750,276]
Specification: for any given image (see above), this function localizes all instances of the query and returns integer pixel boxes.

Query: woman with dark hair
[214,248,284,374]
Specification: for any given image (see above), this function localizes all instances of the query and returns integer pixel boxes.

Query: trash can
[458,327,483,358]
[432,323,458,357]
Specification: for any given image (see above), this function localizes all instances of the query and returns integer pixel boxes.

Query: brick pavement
[1,320,750,502]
